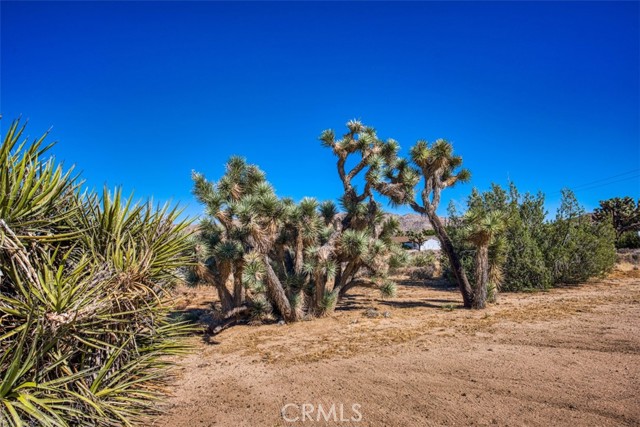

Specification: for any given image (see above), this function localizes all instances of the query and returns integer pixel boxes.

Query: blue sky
[1,1,638,219]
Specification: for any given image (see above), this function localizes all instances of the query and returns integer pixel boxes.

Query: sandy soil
[152,267,640,427]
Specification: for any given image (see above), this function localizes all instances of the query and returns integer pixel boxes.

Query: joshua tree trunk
[262,255,299,322]
[337,279,363,298]
[313,271,326,315]
[216,283,235,313]
[333,263,342,290]
[425,207,474,308]
[233,259,245,306]
[473,245,489,309]
[197,262,235,312]
[294,231,304,274]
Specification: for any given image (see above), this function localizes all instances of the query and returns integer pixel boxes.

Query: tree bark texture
[425,207,474,308]
[472,245,489,309]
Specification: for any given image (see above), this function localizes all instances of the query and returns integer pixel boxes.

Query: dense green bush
[402,251,439,280]
[544,190,617,284]
[500,187,551,291]
[446,185,616,293]
[617,230,640,249]
[0,120,192,426]
[388,246,410,271]
[410,251,437,268]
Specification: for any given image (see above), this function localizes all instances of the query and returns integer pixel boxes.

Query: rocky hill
[385,213,434,233]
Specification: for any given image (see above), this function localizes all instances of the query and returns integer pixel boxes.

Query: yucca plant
[379,281,397,299]
[0,119,193,426]
[317,290,338,316]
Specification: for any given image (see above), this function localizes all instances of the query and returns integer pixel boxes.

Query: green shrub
[410,251,437,267]
[544,190,617,284]
[501,189,552,291]
[249,295,273,322]
[617,230,640,249]
[379,281,398,298]
[405,251,439,280]
[388,246,410,270]
[593,196,640,247]
[0,120,192,426]
[318,290,338,315]
[446,185,616,292]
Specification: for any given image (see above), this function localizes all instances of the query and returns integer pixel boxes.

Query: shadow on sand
[169,276,465,341]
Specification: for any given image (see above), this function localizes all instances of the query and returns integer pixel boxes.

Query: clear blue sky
[2,1,638,219]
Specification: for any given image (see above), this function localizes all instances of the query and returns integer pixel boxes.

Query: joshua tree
[191,154,401,324]
[349,128,475,308]
[191,157,261,313]
[593,196,640,242]
[317,121,404,308]
[463,209,507,308]
[191,157,303,322]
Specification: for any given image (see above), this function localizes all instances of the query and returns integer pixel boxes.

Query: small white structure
[418,238,441,251]
[393,236,441,251]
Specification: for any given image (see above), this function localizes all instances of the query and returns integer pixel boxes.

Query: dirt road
[152,269,640,426]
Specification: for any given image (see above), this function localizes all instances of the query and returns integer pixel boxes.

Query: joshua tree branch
[346,153,371,182]
[337,156,348,190]
[337,278,378,297]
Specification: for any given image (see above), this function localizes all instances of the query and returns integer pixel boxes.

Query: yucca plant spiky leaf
[0,118,194,426]
[319,201,337,225]
[338,229,369,260]
[248,295,273,322]
[317,290,338,316]
[379,281,397,299]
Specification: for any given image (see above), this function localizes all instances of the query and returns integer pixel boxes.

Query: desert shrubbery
[616,248,640,266]
[446,184,616,294]
[0,120,192,426]
[403,251,439,280]
[410,251,437,268]
[617,231,640,249]
[500,189,551,291]
[593,196,640,249]
[544,190,616,284]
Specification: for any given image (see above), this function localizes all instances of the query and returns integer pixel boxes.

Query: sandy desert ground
[151,265,640,427]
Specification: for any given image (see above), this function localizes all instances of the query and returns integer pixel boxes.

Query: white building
[393,236,441,251]
[418,237,441,251]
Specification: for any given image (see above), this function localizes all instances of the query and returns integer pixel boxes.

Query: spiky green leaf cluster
[379,281,397,299]
[317,290,338,315]
[0,119,193,427]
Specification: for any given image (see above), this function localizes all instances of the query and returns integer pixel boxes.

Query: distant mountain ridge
[385,213,434,233]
